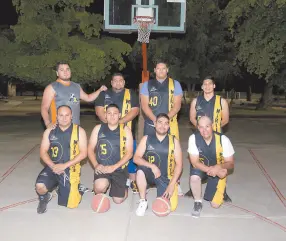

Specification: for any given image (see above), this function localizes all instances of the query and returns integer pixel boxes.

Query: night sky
[0,0,17,25]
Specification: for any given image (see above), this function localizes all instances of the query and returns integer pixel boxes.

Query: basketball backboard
[103,0,186,34]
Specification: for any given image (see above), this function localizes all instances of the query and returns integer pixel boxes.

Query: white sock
[195,200,202,203]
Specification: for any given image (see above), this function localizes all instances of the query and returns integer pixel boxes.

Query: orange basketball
[91,194,110,213]
[152,197,171,217]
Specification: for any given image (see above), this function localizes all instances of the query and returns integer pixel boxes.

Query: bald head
[198,116,212,127]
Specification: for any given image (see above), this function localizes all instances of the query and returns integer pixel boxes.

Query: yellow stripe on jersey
[67,124,81,208]
[120,124,128,169]
[168,78,179,140]
[212,133,226,205]
[213,95,222,133]
[122,89,132,129]
[167,134,175,180]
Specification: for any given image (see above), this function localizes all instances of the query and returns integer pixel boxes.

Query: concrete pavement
[0,115,286,241]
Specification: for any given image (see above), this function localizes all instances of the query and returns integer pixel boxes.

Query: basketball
[91,194,110,213]
[152,197,171,217]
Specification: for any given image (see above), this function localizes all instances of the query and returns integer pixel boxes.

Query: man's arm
[134,136,152,168]
[221,98,229,127]
[95,106,107,123]
[87,125,101,169]
[64,127,87,168]
[111,126,133,170]
[168,95,182,119]
[80,86,106,102]
[40,128,55,169]
[119,107,139,124]
[140,95,156,124]
[41,85,56,128]
[189,98,197,127]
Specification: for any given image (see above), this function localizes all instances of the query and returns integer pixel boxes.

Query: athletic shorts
[190,167,226,205]
[35,166,82,208]
[137,166,178,211]
[128,140,137,174]
[94,169,128,198]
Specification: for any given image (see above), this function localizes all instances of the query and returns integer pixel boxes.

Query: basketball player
[88,104,133,204]
[134,113,183,216]
[41,61,107,128]
[189,76,232,202]
[188,116,235,217]
[140,61,184,196]
[35,105,87,214]
[94,73,139,193]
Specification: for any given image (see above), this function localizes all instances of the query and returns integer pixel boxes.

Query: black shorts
[94,169,128,198]
[190,167,226,205]
[36,166,82,208]
[137,166,170,197]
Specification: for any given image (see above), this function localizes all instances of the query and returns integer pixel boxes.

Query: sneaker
[78,183,90,194]
[192,201,203,218]
[37,192,52,214]
[224,192,232,202]
[136,199,148,217]
[130,180,139,194]
[178,184,184,197]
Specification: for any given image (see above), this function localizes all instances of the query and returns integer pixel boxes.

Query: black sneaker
[192,201,203,218]
[224,192,232,202]
[37,192,52,214]
[78,183,91,194]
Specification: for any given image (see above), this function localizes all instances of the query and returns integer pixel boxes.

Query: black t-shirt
[94,88,139,138]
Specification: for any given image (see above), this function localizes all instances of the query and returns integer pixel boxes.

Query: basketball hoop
[134,16,155,43]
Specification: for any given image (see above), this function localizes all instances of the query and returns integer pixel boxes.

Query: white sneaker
[136,199,148,217]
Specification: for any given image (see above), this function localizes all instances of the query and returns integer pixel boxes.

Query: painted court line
[0,144,39,184]
[225,203,286,232]
[248,149,286,208]
[0,198,38,212]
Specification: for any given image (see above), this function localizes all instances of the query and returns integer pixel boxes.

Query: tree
[129,0,239,93]
[0,0,131,89]
[224,0,286,109]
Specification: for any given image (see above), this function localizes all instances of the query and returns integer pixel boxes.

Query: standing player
[41,61,107,128]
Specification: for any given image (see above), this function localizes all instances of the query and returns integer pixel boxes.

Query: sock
[195,199,202,203]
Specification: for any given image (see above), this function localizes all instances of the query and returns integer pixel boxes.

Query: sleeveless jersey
[96,124,126,170]
[194,131,224,167]
[48,124,79,164]
[51,81,81,125]
[144,134,175,180]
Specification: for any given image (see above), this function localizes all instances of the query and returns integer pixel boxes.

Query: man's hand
[207,165,222,177]
[151,164,161,178]
[52,163,67,175]
[102,165,116,174]
[162,183,175,199]
[100,85,107,92]
[46,122,57,129]
[95,164,105,174]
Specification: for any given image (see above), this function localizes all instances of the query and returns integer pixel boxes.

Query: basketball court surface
[0,115,286,241]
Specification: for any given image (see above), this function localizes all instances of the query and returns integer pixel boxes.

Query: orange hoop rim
[133,16,155,25]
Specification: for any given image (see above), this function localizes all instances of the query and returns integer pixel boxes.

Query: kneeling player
[35,105,87,214]
[134,113,183,216]
[88,104,133,204]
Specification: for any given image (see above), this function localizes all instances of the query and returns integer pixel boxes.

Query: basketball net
[134,16,155,43]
